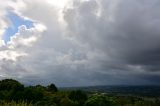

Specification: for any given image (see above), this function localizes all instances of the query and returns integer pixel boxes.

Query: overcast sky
[0,0,160,87]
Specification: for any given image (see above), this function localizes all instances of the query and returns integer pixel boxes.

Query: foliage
[84,94,116,106]
[69,90,88,106]
[0,101,33,106]
[47,83,58,92]
[0,79,159,106]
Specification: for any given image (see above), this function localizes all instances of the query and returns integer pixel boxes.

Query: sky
[0,0,160,87]
[4,12,33,42]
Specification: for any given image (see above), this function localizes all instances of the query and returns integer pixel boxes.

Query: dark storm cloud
[64,0,160,72]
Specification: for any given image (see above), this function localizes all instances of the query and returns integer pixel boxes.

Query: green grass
[0,101,33,106]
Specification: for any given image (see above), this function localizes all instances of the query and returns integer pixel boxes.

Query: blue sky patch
[3,12,33,43]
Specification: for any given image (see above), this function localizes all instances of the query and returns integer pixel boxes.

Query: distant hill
[61,85,160,97]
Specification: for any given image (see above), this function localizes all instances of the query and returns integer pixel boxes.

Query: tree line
[0,79,159,106]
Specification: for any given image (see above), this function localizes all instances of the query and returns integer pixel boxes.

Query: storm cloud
[0,0,160,86]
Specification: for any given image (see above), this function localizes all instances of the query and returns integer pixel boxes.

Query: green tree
[22,87,44,102]
[69,90,87,106]
[0,79,24,91]
[47,83,58,92]
[0,79,24,100]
